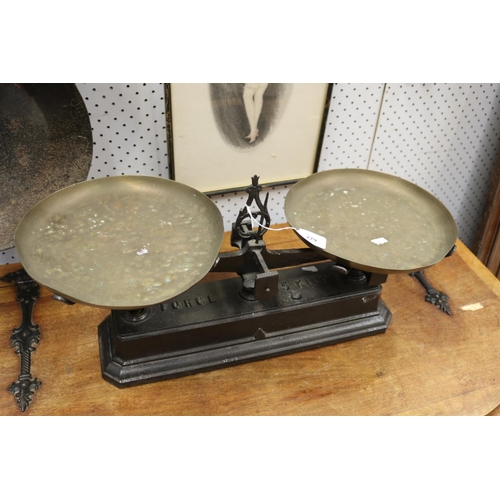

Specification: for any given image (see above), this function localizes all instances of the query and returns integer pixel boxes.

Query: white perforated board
[369,84,500,244]
[2,83,500,265]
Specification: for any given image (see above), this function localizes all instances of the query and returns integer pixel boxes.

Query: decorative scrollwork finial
[231,175,272,248]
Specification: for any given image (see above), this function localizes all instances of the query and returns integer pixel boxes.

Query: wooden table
[1,228,500,416]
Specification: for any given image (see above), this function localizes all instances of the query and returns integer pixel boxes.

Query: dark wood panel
[473,147,500,277]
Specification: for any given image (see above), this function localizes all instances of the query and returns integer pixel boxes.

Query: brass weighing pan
[15,176,224,309]
[285,169,457,274]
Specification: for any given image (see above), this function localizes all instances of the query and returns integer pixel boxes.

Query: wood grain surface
[1,227,500,416]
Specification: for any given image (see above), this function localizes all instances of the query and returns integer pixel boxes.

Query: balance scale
[12,169,457,390]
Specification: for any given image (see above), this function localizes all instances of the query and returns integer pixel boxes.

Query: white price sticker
[371,237,388,245]
[297,228,327,249]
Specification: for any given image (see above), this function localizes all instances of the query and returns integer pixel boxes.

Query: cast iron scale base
[98,176,393,388]
[99,261,392,387]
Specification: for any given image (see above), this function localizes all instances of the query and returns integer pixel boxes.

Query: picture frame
[165,83,333,195]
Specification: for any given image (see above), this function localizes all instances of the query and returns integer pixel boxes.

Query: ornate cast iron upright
[231,174,270,248]
[1,268,42,411]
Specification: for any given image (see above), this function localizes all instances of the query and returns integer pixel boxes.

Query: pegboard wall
[2,83,500,265]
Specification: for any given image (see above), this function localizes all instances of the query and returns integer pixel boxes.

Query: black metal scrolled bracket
[218,175,353,300]
[227,175,277,300]
[231,174,271,248]
[1,268,42,412]
[215,175,346,300]
[409,270,451,315]
[409,245,455,315]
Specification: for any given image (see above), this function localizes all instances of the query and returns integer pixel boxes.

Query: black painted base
[98,262,392,388]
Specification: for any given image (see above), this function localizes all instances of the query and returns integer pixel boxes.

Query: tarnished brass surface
[15,176,224,309]
[285,169,457,273]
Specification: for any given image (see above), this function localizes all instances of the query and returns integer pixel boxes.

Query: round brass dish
[285,169,457,273]
[15,176,224,309]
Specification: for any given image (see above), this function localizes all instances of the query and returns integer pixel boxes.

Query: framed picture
[165,83,333,194]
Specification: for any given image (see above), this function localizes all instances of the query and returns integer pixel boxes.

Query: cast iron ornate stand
[1,268,42,411]
[232,174,270,246]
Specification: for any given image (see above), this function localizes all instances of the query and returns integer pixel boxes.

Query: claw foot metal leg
[1,268,42,412]
[409,270,451,316]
